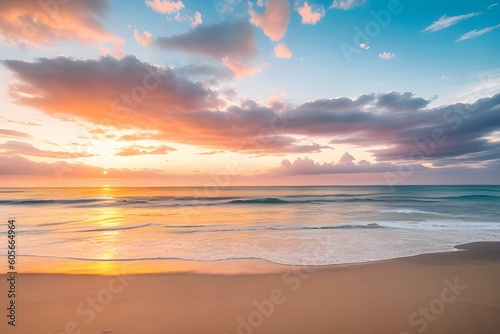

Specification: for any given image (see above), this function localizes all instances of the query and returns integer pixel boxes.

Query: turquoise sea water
[1,186,499,272]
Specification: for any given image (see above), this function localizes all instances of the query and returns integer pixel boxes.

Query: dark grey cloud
[156,21,260,76]
[156,21,257,61]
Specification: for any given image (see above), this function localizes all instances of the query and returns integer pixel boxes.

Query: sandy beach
[2,242,499,334]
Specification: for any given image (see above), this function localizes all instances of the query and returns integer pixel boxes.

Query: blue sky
[0,0,499,186]
[97,0,500,103]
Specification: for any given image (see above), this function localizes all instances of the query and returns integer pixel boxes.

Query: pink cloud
[273,43,292,58]
[134,29,153,47]
[296,2,326,25]
[145,0,184,14]
[249,0,290,41]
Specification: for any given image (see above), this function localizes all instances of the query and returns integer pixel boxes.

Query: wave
[78,223,152,233]
[440,194,500,200]
[228,198,289,204]
[380,208,445,215]
[165,223,384,234]
[1,193,497,208]
[0,197,113,205]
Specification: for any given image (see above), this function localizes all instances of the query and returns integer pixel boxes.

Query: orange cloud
[0,0,124,54]
[249,0,290,41]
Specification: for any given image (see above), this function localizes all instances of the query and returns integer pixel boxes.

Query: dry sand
[2,242,500,334]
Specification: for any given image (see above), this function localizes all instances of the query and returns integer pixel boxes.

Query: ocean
[1,185,499,274]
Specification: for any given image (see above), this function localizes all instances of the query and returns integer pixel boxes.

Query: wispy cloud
[0,129,33,139]
[487,3,498,9]
[0,141,94,158]
[378,52,395,60]
[329,0,365,10]
[456,24,500,41]
[422,12,481,33]
[116,144,176,156]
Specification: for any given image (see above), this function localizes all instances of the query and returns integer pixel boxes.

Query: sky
[0,0,499,186]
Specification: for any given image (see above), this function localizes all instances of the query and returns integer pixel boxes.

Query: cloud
[456,24,500,42]
[487,3,498,9]
[196,150,225,155]
[0,141,94,158]
[145,0,184,14]
[214,0,247,19]
[133,29,152,47]
[222,58,264,77]
[116,144,176,156]
[378,52,395,60]
[249,0,290,41]
[452,69,500,103]
[1,56,310,154]
[422,12,481,33]
[329,0,365,10]
[0,155,166,178]
[156,21,259,75]
[0,129,33,139]
[296,2,325,25]
[2,55,222,127]
[192,11,203,27]
[270,154,425,175]
[0,0,123,54]
[273,43,292,58]
[4,56,500,161]
[166,11,203,27]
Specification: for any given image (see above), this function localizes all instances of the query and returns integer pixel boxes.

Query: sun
[103,170,108,175]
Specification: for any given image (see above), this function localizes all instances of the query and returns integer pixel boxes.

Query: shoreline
[7,241,499,275]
